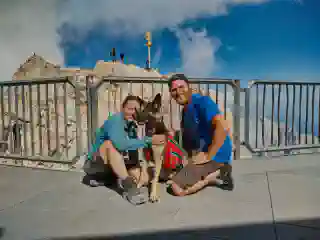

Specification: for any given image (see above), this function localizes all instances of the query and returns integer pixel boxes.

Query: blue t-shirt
[181,94,232,163]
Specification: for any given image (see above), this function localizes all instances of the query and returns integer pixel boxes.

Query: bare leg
[171,170,220,196]
[98,141,148,205]
[99,140,128,180]
[128,167,152,188]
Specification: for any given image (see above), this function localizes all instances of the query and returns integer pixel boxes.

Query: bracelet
[145,136,152,145]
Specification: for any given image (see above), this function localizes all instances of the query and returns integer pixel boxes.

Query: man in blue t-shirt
[167,74,234,196]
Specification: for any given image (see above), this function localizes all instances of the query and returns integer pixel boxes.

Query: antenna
[120,53,125,63]
[110,48,116,63]
[145,32,152,69]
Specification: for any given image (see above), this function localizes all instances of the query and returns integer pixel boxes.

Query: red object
[143,148,152,162]
[144,135,184,170]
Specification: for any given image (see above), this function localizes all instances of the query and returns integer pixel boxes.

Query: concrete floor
[0,155,320,240]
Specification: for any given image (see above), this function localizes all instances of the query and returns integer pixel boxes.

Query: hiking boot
[219,175,234,191]
[219,164,234,191]
[118,177,148,205]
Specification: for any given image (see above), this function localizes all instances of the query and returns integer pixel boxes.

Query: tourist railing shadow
[0,227,5,239]
[39,217,320,240]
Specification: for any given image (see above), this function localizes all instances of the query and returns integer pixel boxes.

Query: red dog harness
[144,135,184,169]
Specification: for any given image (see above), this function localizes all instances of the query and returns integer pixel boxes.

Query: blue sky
[60,0,320,83]
[0,0,319,139]
[56,0,320,137]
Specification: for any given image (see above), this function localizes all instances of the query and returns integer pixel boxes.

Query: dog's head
[135,93,162,125]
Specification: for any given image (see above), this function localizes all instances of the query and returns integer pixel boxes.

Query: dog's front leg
[137,148,148,188]
[149,144,164,202]
[136,124,148,188]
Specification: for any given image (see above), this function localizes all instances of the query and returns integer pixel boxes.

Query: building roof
[12,54,166,80]
[12,52,59,80]
[59,67,94,75]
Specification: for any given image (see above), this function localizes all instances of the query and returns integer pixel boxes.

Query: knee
[103,140,113,149]
[99,140,122,162]
[101,140,118,154]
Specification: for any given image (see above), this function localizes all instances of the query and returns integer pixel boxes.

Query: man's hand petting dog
[192,152,211,165]
[151,134,166,145]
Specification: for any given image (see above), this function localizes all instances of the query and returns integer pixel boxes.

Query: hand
[192,152,211,165]
[151,134,166,145]
[137,167,148,188]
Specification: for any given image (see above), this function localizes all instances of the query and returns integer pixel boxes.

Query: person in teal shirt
[84,95,166,205]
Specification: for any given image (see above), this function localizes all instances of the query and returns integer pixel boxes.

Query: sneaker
[118,177,148,205]
[82,174,105,187]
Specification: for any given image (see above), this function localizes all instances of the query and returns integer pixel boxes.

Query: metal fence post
[91,84,99,142]
[73,76,83,158]
[86,76,93,152]
[86,76,100,149]
[233,80,241,160]
[244,87,251,148]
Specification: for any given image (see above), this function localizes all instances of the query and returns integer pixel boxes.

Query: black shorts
[83,152,139,176]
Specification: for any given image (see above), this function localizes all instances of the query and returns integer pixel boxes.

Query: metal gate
[244,80,320,156]
[0,77,84,164]
[1,75,320,165]
[86,76,241,160]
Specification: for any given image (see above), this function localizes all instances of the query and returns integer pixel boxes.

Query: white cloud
[58,0,268,36]
[151,47,162,68]
[0,0,63,81]
[293,0,304,5]
[174,28,221,77]
[0,0,269,81]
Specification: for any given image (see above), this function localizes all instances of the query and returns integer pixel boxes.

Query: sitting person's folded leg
[170,160,223,196]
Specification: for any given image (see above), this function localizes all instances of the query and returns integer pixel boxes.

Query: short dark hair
[122,95,141,108]
[167,73,189,89]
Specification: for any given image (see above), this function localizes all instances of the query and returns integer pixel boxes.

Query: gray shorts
[171,161,225,189]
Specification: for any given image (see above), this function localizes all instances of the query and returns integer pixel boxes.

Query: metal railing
[1,75,320,165]
[87,76,241,160]
[0,77,84,163]
[244,80,320,156]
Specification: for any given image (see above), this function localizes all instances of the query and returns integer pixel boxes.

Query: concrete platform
[0,155,320,240]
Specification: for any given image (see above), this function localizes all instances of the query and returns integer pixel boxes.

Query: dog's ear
[152,93,162,110]
[136,96,147,107]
